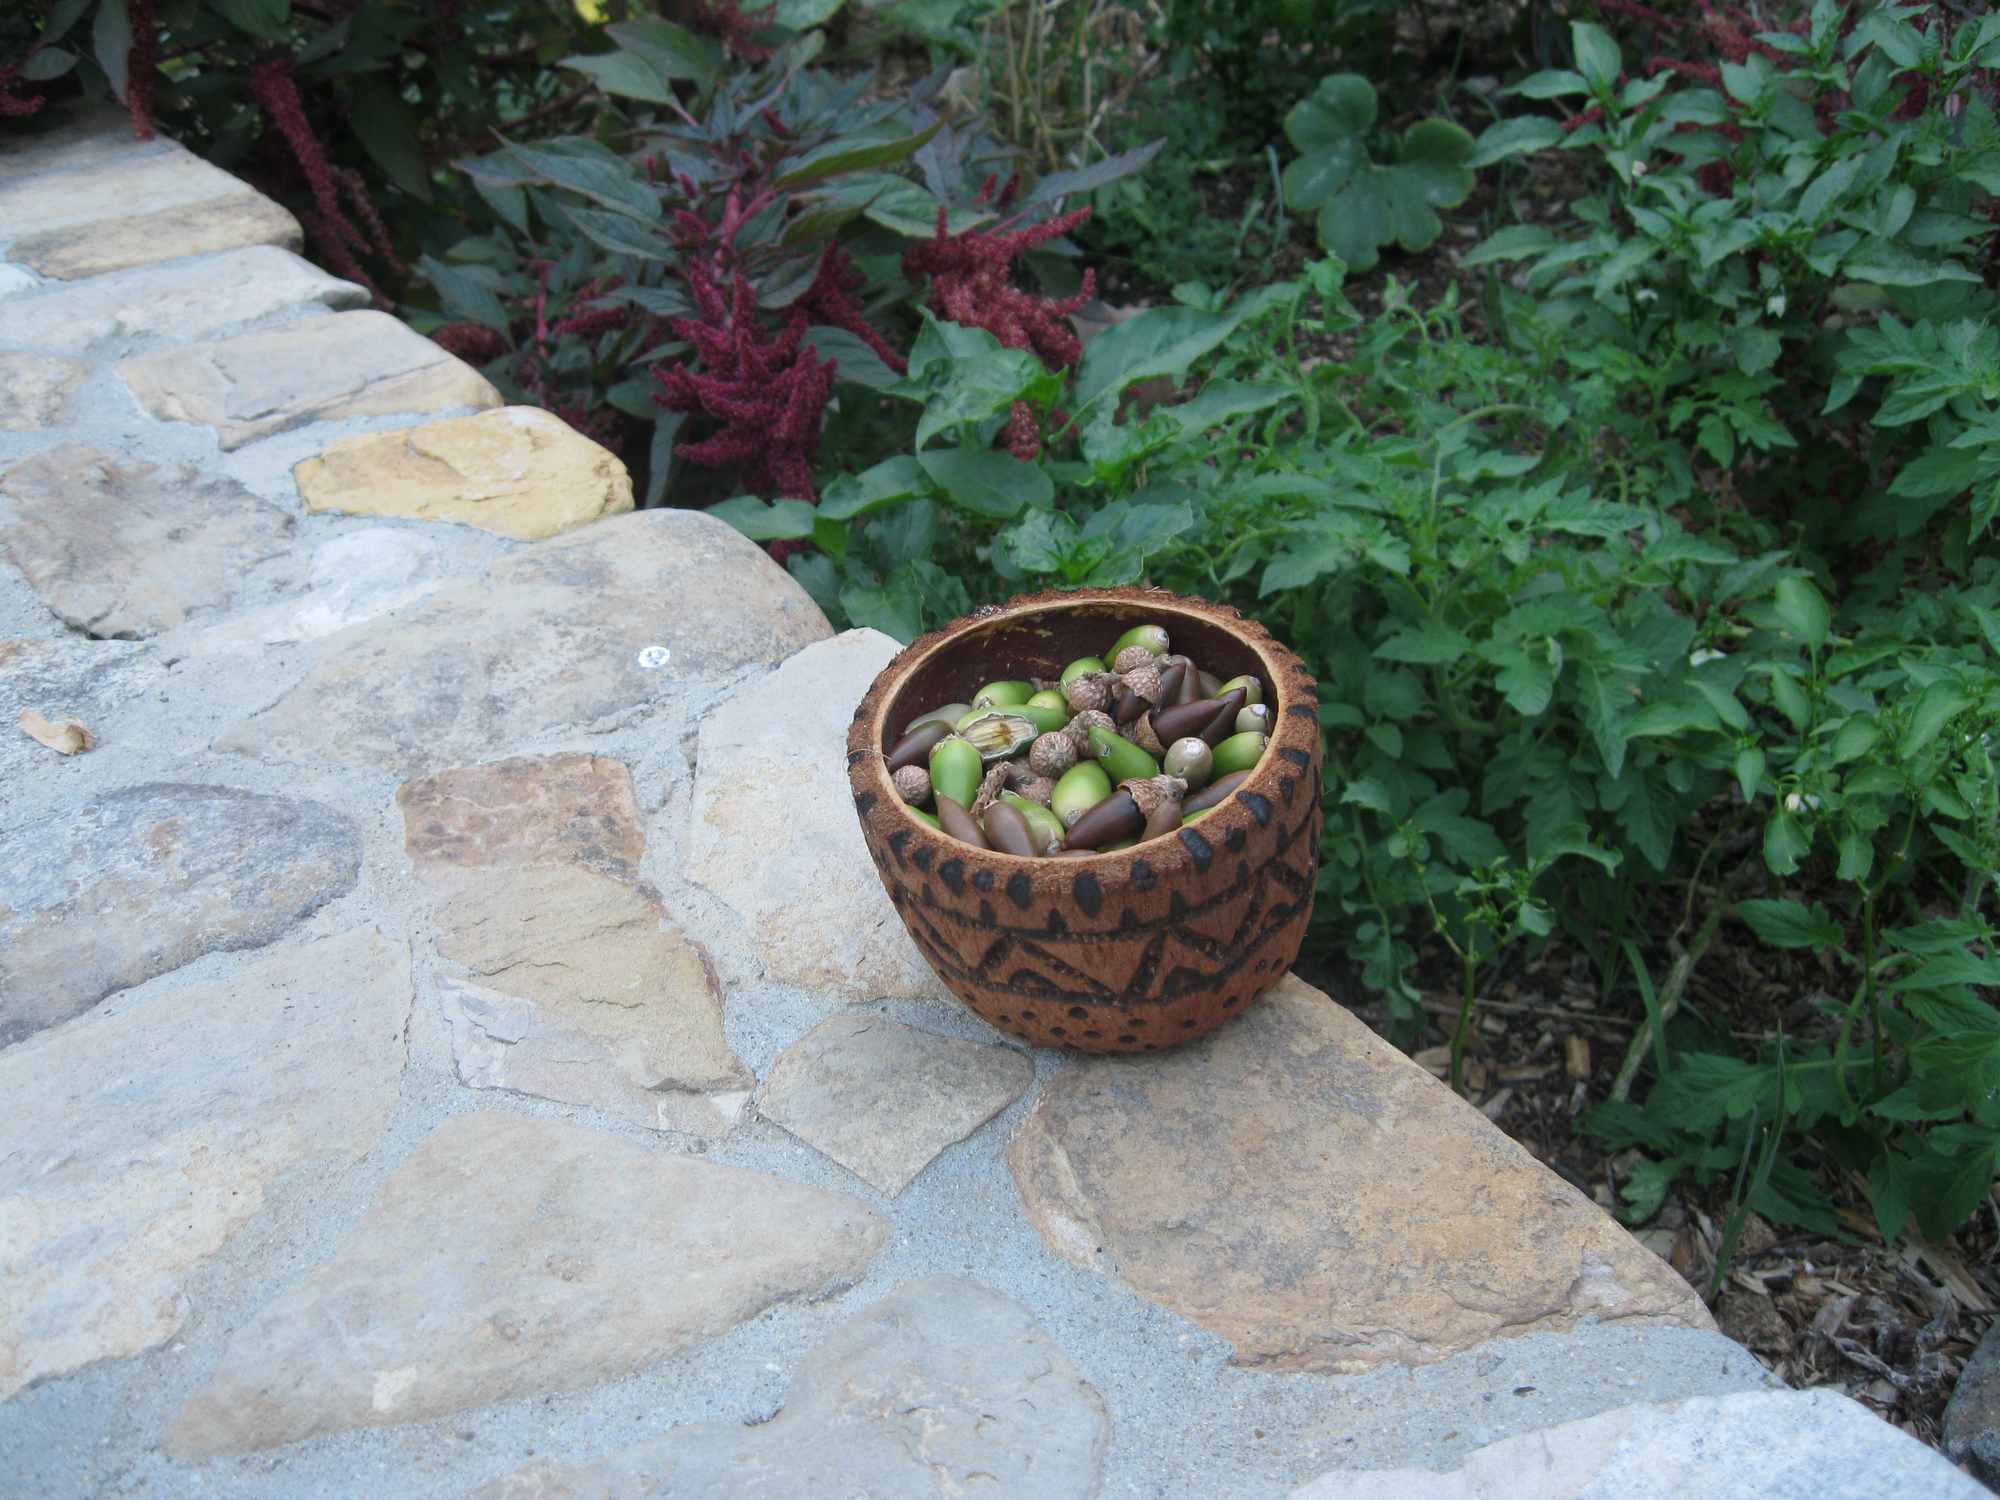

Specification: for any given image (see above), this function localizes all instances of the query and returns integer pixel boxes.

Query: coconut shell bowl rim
[845,585,1323,1053]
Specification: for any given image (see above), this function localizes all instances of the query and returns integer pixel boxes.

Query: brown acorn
[1199,688,1247,746]
[1064,790,1141,850]
[886,719,951,773]
[1183,769,1250,815]
[1029,730,1077,778]
[981,800,1037,856]
[935,794,988,849]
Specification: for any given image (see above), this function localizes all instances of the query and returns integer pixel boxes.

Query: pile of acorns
[881,623,1270,856]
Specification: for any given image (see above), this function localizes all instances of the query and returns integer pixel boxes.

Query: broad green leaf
[705,495,817,542]
[1073,284,1294,411]
[498,138,659,221]
[350,77,432,202]
[774,0,843,26]
[1024,140,1166,206]
[1763,810,1811,875]
[802,326,903,390]
[1908,1142,2000,1243]
[1340,778,1395,814]
[1893,953,2000,994]
[1735,745,1766,803]
[915,347,1058,448]
[208,0,290,41]
[1899,681,1973,757]
[818,456,930,521]
[563,207,672,260]
[914,447,1051,518]
[1571,21,1623,92]
[20,47,76,82]
[1492,648,1555,716]
[1772,576,1831,648]
[560,50,677,105]
[773,122,944,191]
[1580,666,1630,777]
[1736,898,1842,950]
[417,256,511,335]
[1463,224,1559,266]
[1375,622,1470,665]
[93,0,132,103]
[1468,116,1564,169]
[1843,240,1980,287]
[1285,73,1377,154]
[606,19,721,86]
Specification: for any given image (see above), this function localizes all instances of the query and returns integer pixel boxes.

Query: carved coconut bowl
[846,587,1323,1053]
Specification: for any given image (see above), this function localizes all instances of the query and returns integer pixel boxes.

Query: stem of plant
[1450,947,1478,1094]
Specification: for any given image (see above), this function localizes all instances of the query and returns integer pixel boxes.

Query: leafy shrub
[714,5,1998,1248]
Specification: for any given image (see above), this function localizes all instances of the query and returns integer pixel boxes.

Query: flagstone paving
[1,102,1981,1500]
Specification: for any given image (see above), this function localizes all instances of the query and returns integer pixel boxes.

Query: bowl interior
[878,600,1275,751]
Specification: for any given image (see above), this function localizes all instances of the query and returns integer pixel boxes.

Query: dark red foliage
[801,243,908,375]
[126,0,157,138]
[432,322,509,362]
[250,57,400,303]
[684,0,778,63]
[652,258,837,502]
[903,204,1096,455]
[904,205,1094,372]
[0,62,44,119]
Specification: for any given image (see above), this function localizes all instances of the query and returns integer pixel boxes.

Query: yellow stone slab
[294,406,634,540]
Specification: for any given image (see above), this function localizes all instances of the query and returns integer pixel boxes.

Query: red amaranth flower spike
[250,58,388,302]
[801,244,908,375]
[686,0,778,63]
[126,0,157,139]
[903,205,1096,453]
[652,259,837,502]
[0,61,46,118]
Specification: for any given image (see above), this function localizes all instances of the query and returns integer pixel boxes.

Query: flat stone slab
[759,1014,1032,1194]
[183,526,449,654]
[0,444,295,638]
[8,194,301,281]
[684,628,937,1001]
[0,351,86,430]
[118,310,500,450]
[0,783,360,1047]
[0,927,411,1399]
[1945,1319,2000,1486]
[0,245,365,354]
[400,754,751,1136]
[475,1276,1108,1499]
[295,406,635,540]
[0,103,167,187]
[165,1111,889,1456]
[1289,1388,1989,1500]
[1009,974,1710,1375]
[0,146,258,241]
[218,509,831,773]
[0,634,148,783]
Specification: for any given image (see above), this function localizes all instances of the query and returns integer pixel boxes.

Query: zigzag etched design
[872,766,1320,1011]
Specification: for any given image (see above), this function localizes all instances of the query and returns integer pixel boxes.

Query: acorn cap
[970,762,1014,818]
[1065,708,1114,755]
[1122,662,1163,705]
[1028,730,1078,778]
[1130,711,1165,758]
[1113,644,1156,674]
[1121,774,1189,821]
[1064,674,1111,714]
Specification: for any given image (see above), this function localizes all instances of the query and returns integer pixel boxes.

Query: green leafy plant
[1281,73,1476,271]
